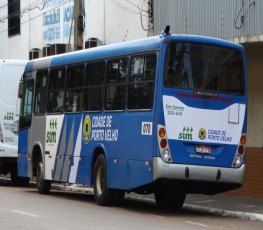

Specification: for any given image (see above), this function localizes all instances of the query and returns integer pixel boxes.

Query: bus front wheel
[36,162,51,194]
[94,154,124,206]
[154,190,186,210]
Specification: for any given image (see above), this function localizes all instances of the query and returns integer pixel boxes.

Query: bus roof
[25,34,244,72]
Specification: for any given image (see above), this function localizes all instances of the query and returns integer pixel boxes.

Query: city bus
[17,33,247,209]
[0,59,29,184]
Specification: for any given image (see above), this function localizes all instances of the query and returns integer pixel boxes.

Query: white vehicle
[0,59,29,184]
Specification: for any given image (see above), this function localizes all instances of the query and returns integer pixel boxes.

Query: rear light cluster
[232,134,246,168]
[157,125,172,163]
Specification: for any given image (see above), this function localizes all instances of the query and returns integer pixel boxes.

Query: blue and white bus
[17,33,247,209]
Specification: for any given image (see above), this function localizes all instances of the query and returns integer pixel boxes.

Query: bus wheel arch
[92,149,124,206]
[91,147,106,185]
[31,145,43,177]
[31,144,51,194]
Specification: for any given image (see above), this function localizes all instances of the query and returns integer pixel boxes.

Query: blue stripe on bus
[17,129,29,177]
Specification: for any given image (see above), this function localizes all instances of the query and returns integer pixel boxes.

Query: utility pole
[148,0,154,36]
[74,0,84,51]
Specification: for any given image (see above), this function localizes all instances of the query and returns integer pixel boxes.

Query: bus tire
[36,162,51,194]
[94,154,124,206]
[154,190,186,210]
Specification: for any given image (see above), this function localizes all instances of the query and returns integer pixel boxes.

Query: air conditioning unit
[43,45,51,57]
[50,44,71,55]
[85,38,101,49]
[29,48,40,60]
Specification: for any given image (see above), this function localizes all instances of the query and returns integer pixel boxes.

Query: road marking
[194,199,215,204]
[185,221,208,228]
[11,210,38,218]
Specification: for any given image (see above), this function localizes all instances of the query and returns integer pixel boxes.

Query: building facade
[0,0,151,59]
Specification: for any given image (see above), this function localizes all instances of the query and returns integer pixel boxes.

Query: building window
[8,0,20,36]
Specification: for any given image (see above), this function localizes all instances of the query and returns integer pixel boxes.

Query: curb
[53,184,263,222]
[184,204,263,222]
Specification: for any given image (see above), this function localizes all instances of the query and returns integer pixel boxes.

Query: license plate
[195,145,211,154]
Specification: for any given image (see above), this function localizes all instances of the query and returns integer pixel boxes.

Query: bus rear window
[164,42,244,95]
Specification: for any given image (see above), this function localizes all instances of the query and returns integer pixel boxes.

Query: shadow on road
[0,178,222,219]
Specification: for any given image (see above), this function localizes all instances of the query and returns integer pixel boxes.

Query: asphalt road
[0,181,262,230]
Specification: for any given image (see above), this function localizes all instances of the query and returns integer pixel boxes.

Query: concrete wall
[228,147,263,198]
[244,43,263,148]
[153,0,262,41]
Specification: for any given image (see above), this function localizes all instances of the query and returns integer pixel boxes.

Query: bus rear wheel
[154,190,186,210]
[94,154,124,206]
[36,162,51,194]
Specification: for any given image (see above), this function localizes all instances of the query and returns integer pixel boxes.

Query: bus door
[18,79,34,177]
[44,115,64,180]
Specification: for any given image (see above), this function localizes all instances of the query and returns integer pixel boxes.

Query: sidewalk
[54,183,263,221]
[184,194,263,221]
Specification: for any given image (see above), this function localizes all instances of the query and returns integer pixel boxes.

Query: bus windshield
[164,42,244,95]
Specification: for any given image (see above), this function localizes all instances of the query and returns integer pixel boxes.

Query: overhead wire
[126,0,153,32]
[0,0,72,34]
[0,0,46,23]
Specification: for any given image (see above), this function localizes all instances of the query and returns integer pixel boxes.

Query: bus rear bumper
[153,157,245,185]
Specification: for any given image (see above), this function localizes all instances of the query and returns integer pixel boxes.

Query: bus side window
[105,58,128,111]
[128,54,156,110]
[34,70,48,114]
[84,61,105,112]
[47,68,65,113]
[65,64,84,113]
[19,77,34,130]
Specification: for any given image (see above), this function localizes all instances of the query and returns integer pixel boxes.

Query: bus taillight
[232,134,246,168]
[159,128,166,138]
[157,125,172,163]
[240,135,246,145]
[160,139,167,148]
[238,145,244,155]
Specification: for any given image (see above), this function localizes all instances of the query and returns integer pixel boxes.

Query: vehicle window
[128,54,156,110]
[164,42,244,95]
[84,62,105,112]
[65,65,84,112]
[105,58,128,111]
[47,68,65,113]
[34,70,48,114]
[19,77,34,130]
